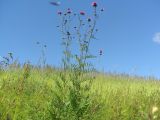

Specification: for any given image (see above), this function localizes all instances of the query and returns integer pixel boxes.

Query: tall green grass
[1,67,160,120]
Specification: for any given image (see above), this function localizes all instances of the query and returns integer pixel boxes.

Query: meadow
[1,1,160,120]
[1,65,160,120]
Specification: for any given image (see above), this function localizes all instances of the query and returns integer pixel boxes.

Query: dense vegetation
[1,66,160,120]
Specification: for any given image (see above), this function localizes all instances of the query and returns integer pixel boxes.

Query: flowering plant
[56,2,104,71]
[50,2,104,120]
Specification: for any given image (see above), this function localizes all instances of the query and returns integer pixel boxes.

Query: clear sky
[1,0,160,78]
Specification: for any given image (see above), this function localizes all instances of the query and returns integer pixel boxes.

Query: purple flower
[99,49,102,55]
[87,18,91,22]
[57,11,62,15]
[92,2,97,7]
[101,8,104,12]
[67,8,72,14]
[80,11,85,15]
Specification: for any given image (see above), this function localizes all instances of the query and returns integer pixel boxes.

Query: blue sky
[1,0,160,78]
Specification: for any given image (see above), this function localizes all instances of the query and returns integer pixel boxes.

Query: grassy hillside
[1,67,160,120]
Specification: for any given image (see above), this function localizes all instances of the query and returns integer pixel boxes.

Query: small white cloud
[153,32,160,44]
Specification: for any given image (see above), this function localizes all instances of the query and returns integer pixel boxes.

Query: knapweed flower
[101,8,104,12]
[67,8,72,14]
[80,11,85,15]
[67,31,70,36]
[87,18,91,22]
[92,2,97,7]
[99,49,103,55]
[57,11,62,15]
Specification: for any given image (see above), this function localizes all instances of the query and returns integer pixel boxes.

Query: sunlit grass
[1,67,160,119]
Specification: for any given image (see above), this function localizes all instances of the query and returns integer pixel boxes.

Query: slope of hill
[0,67,160,120]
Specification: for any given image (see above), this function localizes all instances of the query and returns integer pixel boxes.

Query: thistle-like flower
[92,2,97,7]
[57,11,62,15]
[101,8,104,12]
[87,18,91,22]
[99,49,103,55]
[67,8,72,14]
[80,11,85,15]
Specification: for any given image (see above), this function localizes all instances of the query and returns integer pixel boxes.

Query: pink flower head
[92,2,97,7]
[57,11,62,15]
[80,11,85,15]
[67,8,72,14]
